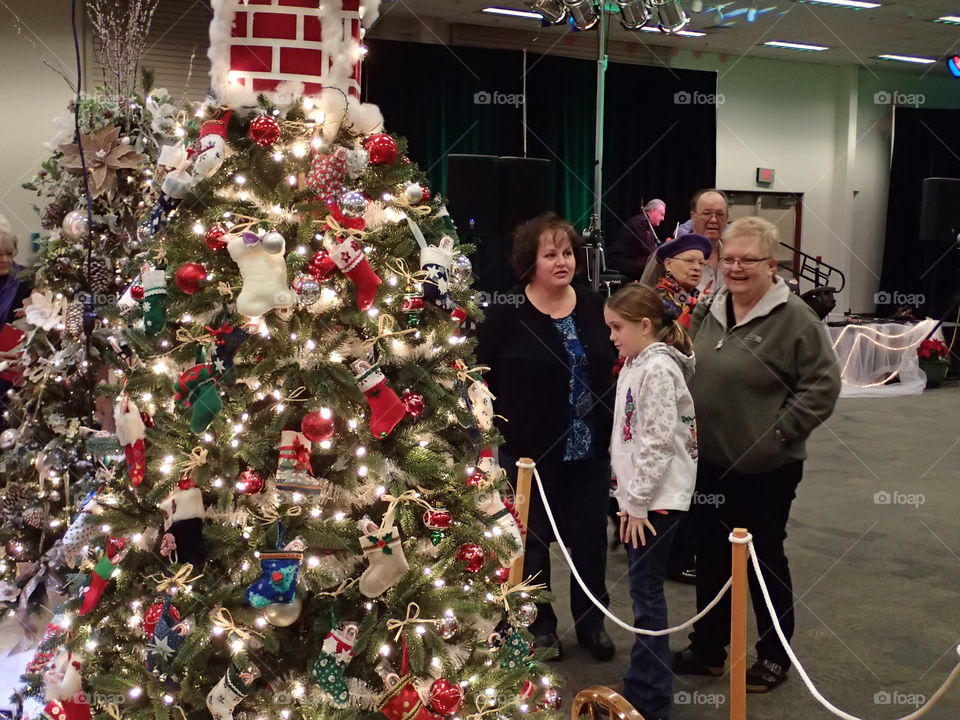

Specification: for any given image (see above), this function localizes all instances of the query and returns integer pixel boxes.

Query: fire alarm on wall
[756,167,775,185]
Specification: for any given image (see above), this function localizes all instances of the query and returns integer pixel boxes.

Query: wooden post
[730,527,749,720]
[507,457,534,586]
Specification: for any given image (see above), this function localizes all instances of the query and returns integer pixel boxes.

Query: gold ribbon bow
[316,577,359,598]
[323,215,366,240]
[210,607,264,641]
[360,314,418,351]
[465,694,520,720]
[494,576,548,613]
[392,194,433,216]
[176,447,208,475]
[146,564,205,594]
[384,602,441,641]
[103,704,123,720]
[174,326,215,351]
[454,360,492,385]
[386,258,428,287]
[217,282,235,298]
[248,504,303,525]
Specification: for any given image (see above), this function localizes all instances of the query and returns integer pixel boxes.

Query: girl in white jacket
[604,283,698,720]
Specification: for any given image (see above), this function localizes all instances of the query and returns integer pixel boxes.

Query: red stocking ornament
[78,537,125,615]
[352,360,406,439]
[325,235,381,310]
[114,397,146,486]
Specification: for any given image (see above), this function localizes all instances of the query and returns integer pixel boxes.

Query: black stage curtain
[881,108,960,316]
[363,39,715,237]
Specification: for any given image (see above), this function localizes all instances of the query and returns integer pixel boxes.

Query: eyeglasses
[696,210,727,219]
[719,256,771,268]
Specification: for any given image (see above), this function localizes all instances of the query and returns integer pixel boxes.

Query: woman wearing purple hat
[652,233,711,329]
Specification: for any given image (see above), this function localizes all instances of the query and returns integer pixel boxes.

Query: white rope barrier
[523,461,731,636]
[747,539,960,720]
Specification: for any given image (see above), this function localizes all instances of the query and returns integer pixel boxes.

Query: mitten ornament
[359,518,409,599]
[378,640,442,720]
[276,430,322,493]
[60,493,99,568]
[174,363,222,434]
[313,622,359,707]
[158,481,207,567]
[206,662,260,720]
[467,378,496,431]
[114,397,146,486]
[352,360,406,439]
[246,540,303,608]
[420,235,454,310]
[227,232,295,317]
[42,649,91,720]
[306,147,346,202]
[325,235,381,310]
[142,269,167,336]
[193,110,232,179]
[146,597,189,672]
[78,536,125,615]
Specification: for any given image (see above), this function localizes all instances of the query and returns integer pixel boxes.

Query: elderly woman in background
[653,233,711,329]
[0,216,31,428]
[673,216,840,692]
[477,212,617,661]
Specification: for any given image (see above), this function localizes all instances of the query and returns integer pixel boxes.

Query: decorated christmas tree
[0,0,164,622]
[20,2,563,720]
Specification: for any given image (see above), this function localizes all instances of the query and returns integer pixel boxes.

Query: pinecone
[0,485,32,519]
[41,201,69,231]
[65,301,83,338]
[87,256,113,295]
[23,506,45,529]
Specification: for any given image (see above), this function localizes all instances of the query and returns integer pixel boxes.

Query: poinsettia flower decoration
[918,338,950,361]
[57,124,147,197]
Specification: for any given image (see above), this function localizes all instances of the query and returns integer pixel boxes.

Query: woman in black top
[476,213,617,661]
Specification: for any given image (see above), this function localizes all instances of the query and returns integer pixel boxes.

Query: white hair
[644,199,666,213]
[0,215,17,251]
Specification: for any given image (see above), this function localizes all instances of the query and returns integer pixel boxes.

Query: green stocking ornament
[142,269,167,336]
[312,622,358,707]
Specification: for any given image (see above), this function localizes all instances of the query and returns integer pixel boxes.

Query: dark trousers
[622,511,682,720]
[501,450,611,637]
[666,511,696,576]
[689,459,803,668]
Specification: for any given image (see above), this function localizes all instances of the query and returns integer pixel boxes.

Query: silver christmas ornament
[0,429,18,450]
[339,190,367,218]
[261,231,285,255]
[294,275,321,306]
[513,601,538,628]
[436,614,460,640]
[451,254,473,285]
[264,596,302,626]
[345,148,369,179]
[61,210,90,241]
[136,220,154,243]
[403,183,424,205]
[541,688,562,711]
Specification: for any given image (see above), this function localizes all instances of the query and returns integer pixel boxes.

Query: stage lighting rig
[527,0,690,34]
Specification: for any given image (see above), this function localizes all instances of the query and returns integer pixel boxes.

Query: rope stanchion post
[730,528,749,720]
[508,457,534,586]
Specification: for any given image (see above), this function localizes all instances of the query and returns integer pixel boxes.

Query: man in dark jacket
[607,199,666,279]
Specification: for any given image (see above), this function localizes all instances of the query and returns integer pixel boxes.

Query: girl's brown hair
[511,212,584,284]
[606,283,693,355]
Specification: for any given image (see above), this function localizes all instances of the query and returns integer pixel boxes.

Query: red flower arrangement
[918,338,950,362]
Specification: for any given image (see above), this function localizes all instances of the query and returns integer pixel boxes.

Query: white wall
[671,50,960,315]
[0,1,84,263]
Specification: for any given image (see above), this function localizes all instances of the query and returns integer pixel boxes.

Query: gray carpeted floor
[545,384,960,719]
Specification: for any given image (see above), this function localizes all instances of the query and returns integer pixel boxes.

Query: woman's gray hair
[644,198,666,213]
[722,216,778,257]
[0,215,18,252]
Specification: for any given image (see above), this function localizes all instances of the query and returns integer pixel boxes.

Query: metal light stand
[584,6,609,292]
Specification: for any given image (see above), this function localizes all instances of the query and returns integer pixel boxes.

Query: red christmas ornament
[235,469,265,495]
[466,469,486,487]
[204,224,228,251]
[364,133,398,165]
[429,679,464,716]
[142,601,180,637]
[401,391,425,418]
[456,543,485,573]
[140,410,154,428]
[174,263,206,294]
[492,566,510,584]
[420,185,431,203]
[301,410,335,443]
[519,680,537,701]
[422,508,453,530]
[177,476,195,490]
[307,249,337,281]
[248,115,281,147]
[130,284,144,300]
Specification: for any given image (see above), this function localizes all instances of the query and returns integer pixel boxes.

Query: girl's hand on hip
[617,511,656,549]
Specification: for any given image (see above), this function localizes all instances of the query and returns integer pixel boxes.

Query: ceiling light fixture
[616,0,651,29]
[640,26,705,36]
[799,0,880,9]
[764,40,829,51]
[876,53,936,64]
[523,0,568,23]
[934,15,960,25]
[482,7,546,19]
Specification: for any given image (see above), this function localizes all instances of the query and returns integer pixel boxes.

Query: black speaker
[445,155,554,293]
[918,177,960,316]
